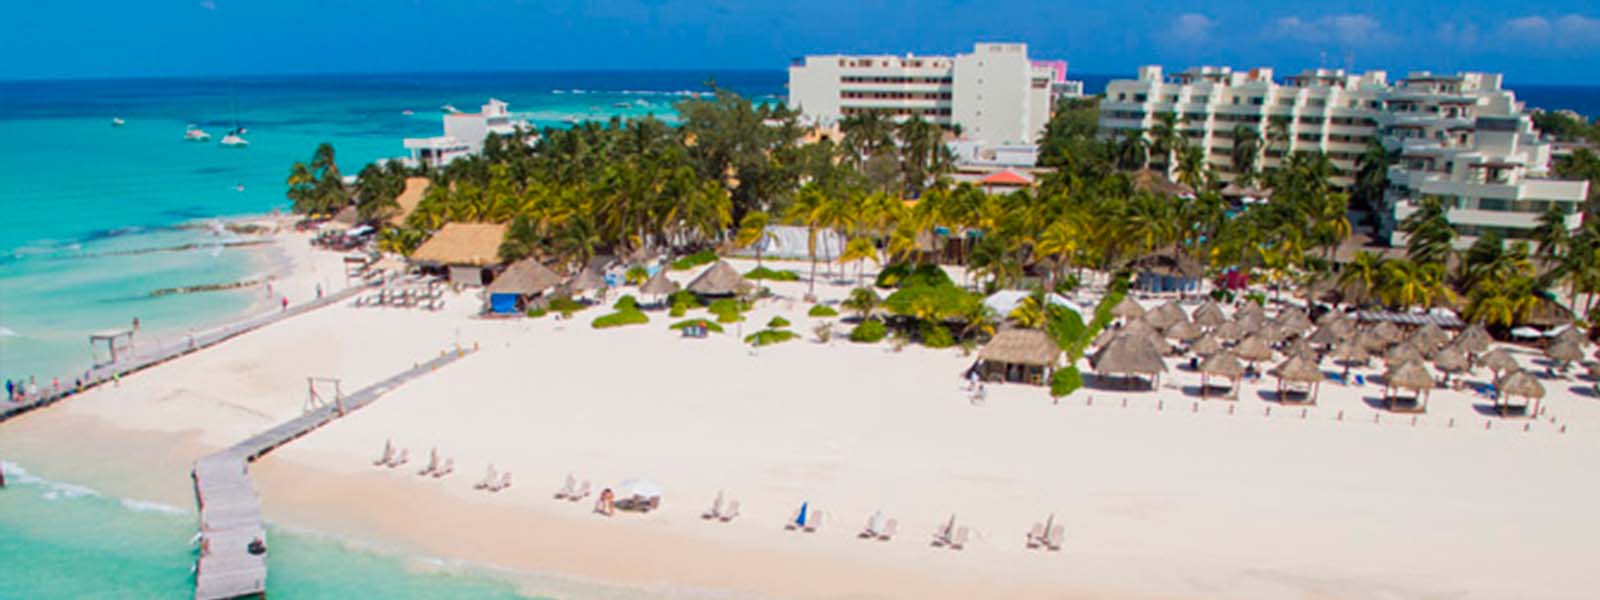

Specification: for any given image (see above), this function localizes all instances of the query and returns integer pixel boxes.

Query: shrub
[1050,365,1084,398]
[707,298,749,319]
[849,319,887,343]
[624,265,650,285]
[1053,273,1081,294]
[745,266,800,281]
[669,318,724,333]
[920,321,955,348]
[768,316,791,328]
[591,310,648,329]
[526,307,548,319]
[613,295,639,311]
[808,304,838,317]
[546,297,587,318]
[875,263,953,289]
[1045,305,1088,360]
[1245,292,1267,306]
[669,304,688,317]
[670,250,718,271]
[745,328,799,346]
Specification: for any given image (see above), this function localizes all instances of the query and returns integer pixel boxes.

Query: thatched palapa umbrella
[1308,320,1352,346]
[1234,302,1265,323]
[1165,320,1202,342]
[1429,345,1469,385]
[1273,307,1312,335]
[1479,348,1520,383]
[1090,334,1168,389]
[1192,301,1227,329]
[1496,369,1546,417]
[568,267,607,294]
[1190,333,1223,357]
[1233,335,1275,366]
[1547,338,1583,370]
[1552,326,1586,348]
[488,259,562,298]
[1096,319,1158,348]
[1382,360,1435,412]
[1455,324,1492,354]
[686,260,748,296]
[1330,341,1370,379]
[1110,296,1146,321]
[1214,319,1247,342]
[1198,350,1245,399]
[1144,301,1187,330]
[639,268,680,299]
[1384,342,1424,367]
[1407,323,1450,353]
[1271,354,1324,404]
[1316,309,1347,327]
[1369,321,1403,346]
[1236,310,1268,332]
[1286,337,1317,361]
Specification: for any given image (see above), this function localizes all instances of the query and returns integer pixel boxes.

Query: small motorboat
[441,104,461,114]
[219,128,248,148]
[111,117,125,127]
[184,124,211,141]
[401,109,414,115]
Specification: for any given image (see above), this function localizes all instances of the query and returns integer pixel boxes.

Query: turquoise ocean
[0,70,1595,598]
[0,71,781,599]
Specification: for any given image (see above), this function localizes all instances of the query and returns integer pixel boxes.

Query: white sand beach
[4,241,1600,599]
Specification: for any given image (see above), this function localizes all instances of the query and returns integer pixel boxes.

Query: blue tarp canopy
[489,293,520,314]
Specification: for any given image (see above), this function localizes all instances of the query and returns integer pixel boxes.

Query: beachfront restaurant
[976,329,1060,385]
[484,258,562,314]
[409,222,508,286]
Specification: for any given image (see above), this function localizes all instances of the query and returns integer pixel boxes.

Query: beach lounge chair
[877,518,897,541]
[418,448,439,476]
[949,526,969,550]
[386,448,409,468]
[570,480,591,502]
[803,510,824,533]
[702,492,724,520]
[554,474,576,500]
[718,500,740,522]
[492,472,512,492]
[431,458,454,478]
[475,465,498,490]
[860,513,882,539]
[372,440,394,466]
[1027,523,1045,549]
[932,516,956,546]
[785,507,802,531]
[1045,524,1065,551]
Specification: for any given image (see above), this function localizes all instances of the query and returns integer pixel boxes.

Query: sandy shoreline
[4,240,1600,599]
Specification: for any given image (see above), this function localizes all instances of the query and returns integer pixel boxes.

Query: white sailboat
[184,124,211,141]
[111,117,125,127]
[219,87,249,148]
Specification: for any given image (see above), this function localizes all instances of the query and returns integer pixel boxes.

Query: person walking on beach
[132,317,140,332]
[281,296,289,312]
[316,283,323,299]
[5,379,12,400]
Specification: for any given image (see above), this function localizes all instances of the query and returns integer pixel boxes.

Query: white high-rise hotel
[787,43,1069,145]
[1100,66,1588,246]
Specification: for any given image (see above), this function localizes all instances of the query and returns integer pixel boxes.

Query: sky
[2,1,1599,84]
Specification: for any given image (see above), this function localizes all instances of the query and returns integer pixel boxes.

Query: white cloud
[1268,14,1393,47]
[1500,14,1600,48]
[1169,14,1213,43]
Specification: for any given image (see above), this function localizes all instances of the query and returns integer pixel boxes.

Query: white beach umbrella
[619,478,664,499]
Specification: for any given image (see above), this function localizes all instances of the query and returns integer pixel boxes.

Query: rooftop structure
[788,43,1062,145]
[403,99,528,168]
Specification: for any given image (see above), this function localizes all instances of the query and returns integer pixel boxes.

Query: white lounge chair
[702,491,724,520]
[431,458,454,478]
[949,526,969,550]
[491,472,512,492]
[1045,524,1065,551]
[474,465,498,490]
[784,507,802,531]
[718,500,740,522]
[569,480,591,502]
[860,511,883,539]
[372,440,393,466]
[1027,523,1045,549]
[386,448,409,468]
[554,474,576,499]
[417,448,439,476]
[877,518,898,541]
[803,510,824,533]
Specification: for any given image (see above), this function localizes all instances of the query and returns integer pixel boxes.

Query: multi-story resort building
[787,43,1070,145]
[403,99,527,168]
[1099,66,1589,246]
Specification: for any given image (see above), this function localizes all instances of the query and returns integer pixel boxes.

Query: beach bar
[409,223,508,286]
[976,329,1060,384]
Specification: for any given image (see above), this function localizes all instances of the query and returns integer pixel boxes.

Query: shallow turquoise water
[0,462,536,599]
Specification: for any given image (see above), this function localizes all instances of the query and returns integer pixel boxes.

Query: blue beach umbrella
[796,501,808,527]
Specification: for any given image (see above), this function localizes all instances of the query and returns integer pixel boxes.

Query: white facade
[404,99,527,168]
[787,43,1059,145]
[1100,66,1589,246]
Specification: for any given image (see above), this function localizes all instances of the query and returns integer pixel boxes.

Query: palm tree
[785,184,831,296]
[1147,112,1185,175]
[1530,204,1571,266]
[1337,251,1387,306]
[1230,125,1261,183]
[1175,145,1208,190]
[1465,275,1540,327]
[1116,129,1149,171]
[734,211,770,267]
[839,236,879,287]
[1008,294,1047,329]
[842,286,880,321]
[1398,195,1456,267]
[1264,116,1291,165]
[1379,259,1455,309]
[1353,140,1397,218]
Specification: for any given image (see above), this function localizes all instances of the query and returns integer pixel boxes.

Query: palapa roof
[1498,370,1546,400]
[1370,321,1403,344]
[568,267,607,293]
[1234,335,1275,362]
[1455,323,1491,351]
[1354,330,1389,352]
[1192,301,1227,328]
[1128,252,1204,279]
[1097,320,1156,348]
[1235,301,1266,322]
[639,268,680,296]
[1273,307,1311,332]
[687,260,748,295]
[1479,348,1520,373]
[1384,360,1435,392]
[1190,333,1223,356]
[409,222,508,267]
[388,177,431,226]
[1091,334,1169,375]
[1384,342,1424,366]
[1199,350,1245,379]
[1316,309,1347,327]
[1110,296,1146,320]
[1308,321,1351,346]
[1330,341,1370,364]
[1552,326,1587,348]
[1130,169,1195,197]
[1165,320,1202,342]
[1214,319,1247,341]
[1547,339,1584,363]
[1221,181,1273,199]
[1408,323,1450,353]
[1429,345,1469,373]
[1286,337,1318,360]
[1236,311,1268,332]
[1142,300,1188,329]
[979,329,1061,366]
[331,205,360,226]
[486,259,561,296]
[1271,354,1323,383]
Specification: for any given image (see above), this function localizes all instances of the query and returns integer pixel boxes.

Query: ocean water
[0,71,781,599]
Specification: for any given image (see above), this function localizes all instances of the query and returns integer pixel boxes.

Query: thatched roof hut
[1111,296,1146,320]
[1214,319,1247,342]
[1552,326,1586,348]
[1235,301,1266,322]
[1130,169,1196,197]
[566,267,607,294]
[1430,345,1469,376]
[980,329,1061,367]
[1370,321,1403,345]
[388,177,431,227]
[1547,338,1583,365]
[687,260,747,296]
[1165,320,1202,342]
[1497,369,1546,416]
[1384,342,1424,366]
[1480,348,1520,376]
[486,259,562,297]
[1192,301,1227,328]
[1144,300,1189,329]
[1190,333,1223,357]
[1198,350,1245,399]
[1271,354,1324,403]
[1408,323,1450,353]
[1090,334,1169,386]
[410,223,509,267]
[1330,341,1370,373]
[1455,323,1492,354]
[640,269,680,297]
[1383,359,1435,411]
[1234,335,1275,364]
[1273,307,1312,334]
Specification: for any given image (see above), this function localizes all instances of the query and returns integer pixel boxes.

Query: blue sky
[3,1,1599,84]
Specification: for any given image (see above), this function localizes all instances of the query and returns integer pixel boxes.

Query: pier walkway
[0,283,369,422]
[192,347,476,600]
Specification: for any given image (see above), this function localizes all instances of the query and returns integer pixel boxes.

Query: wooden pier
[191,347,475,600]
[0,284,369,422]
